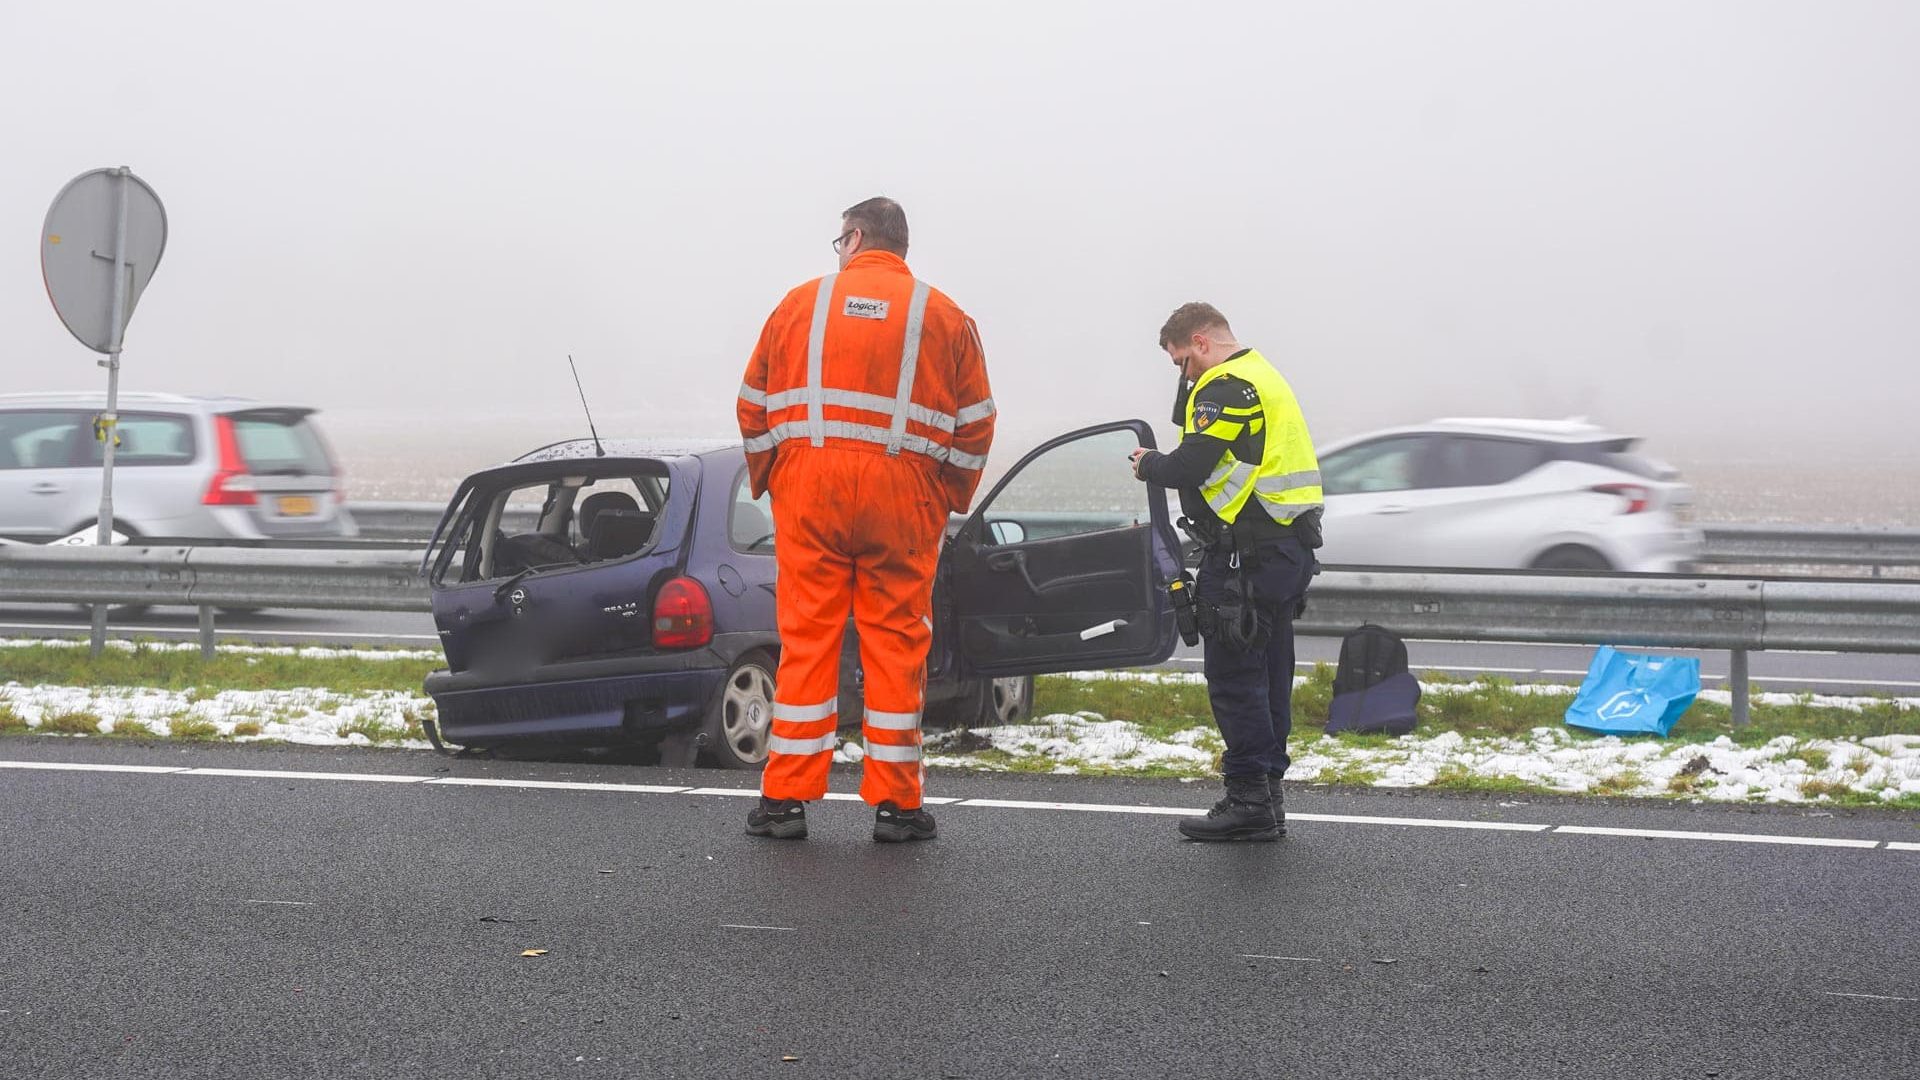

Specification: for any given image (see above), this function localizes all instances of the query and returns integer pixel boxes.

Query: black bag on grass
[1324,624,1421,736]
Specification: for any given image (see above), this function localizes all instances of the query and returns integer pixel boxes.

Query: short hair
[1159,302,1233,349]
[842,196,909,256]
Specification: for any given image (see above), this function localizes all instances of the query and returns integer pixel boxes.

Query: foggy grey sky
[4,0,1916,465]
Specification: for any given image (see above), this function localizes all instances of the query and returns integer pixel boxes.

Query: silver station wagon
[0,392,356,543]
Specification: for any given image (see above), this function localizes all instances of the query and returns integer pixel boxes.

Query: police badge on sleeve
[1193,400,1222,430]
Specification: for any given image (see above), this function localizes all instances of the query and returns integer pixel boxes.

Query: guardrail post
[1730,648,1751,728]
[89,604,108,658]
[198,605,216,661]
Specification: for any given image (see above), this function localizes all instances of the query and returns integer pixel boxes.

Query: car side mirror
[988,519,1027,546]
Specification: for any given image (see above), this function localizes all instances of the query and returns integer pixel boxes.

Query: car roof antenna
[568,354,606,458]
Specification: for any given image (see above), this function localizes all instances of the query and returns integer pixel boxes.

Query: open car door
[937,420,1184,680]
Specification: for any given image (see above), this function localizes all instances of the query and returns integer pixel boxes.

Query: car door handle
[985,549,1043,595]
[1372,505,1411,515]
[30,482,64,495]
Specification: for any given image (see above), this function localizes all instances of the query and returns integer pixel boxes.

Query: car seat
[587,509,655,560]
[575,491,639,553]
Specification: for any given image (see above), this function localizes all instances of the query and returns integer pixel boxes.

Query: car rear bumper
[422,635,772,747]
[1612,525,1706,574]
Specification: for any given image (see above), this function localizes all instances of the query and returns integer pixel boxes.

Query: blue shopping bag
[1564,646,1700,737]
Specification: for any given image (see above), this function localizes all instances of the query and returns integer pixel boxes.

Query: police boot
[1178,777,1280,842]
[1268,772,1288,833]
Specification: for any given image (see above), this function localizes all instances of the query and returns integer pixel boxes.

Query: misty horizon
[4,1,1916,467]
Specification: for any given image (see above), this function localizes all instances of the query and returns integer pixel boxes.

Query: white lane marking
[819,793,961,805]
[181,767,431,783]
[958,798,1195,816]
[425,777,690,794]
[240,899,315,906]
[1290,813,1550,832]
[1554,825,1880,849]
[1746,675,1920,690]
[720,924,795,931]
[1242,955,1323,962]
[0,760,188,774]
[1820,991,1918,1003]
[10,759,1913,854]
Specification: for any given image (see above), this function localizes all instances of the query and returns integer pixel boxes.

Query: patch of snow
[1,682,433,748]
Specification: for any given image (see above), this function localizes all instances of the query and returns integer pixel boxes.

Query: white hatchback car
[1315,418,1703,572]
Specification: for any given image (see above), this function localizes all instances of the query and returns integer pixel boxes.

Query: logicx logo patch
[1193,401,1222,430]
[843,296,890,320]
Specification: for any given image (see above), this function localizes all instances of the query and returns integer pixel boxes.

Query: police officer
[1129,302,1323,842]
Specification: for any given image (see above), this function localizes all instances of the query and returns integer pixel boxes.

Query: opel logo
[509,588,527,606]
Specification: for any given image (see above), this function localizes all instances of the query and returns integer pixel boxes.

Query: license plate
[277,495,317,517]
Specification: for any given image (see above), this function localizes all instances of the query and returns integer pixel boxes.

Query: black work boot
[745,796,807,839]
[1268,772,1288,833]
[873,801,937,843]
[1178,777,1281,842]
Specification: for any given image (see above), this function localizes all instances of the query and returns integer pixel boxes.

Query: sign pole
[88,167,133,657]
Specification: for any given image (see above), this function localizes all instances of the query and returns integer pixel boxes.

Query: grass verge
[0,641,434,694]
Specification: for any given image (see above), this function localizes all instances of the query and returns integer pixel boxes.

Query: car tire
[927,674,1035,731]
[1531,545,1614,572]
[701,649,777,770]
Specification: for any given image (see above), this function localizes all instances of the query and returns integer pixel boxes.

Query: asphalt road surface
[2,603,1915,697]
[3,739,1916,1079]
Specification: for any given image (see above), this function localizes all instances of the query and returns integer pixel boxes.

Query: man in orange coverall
[736,196,995,843]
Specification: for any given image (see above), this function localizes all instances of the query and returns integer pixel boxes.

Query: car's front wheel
[701,650,777,769]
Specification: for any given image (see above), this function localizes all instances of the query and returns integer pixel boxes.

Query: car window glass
[976,427,1158,542]
[1320,436,1428,494]
[1434,437,1547,488]
[0,411,86,470]
[730,471,776,553]
[80,412,196,467]
[231,413,331,474]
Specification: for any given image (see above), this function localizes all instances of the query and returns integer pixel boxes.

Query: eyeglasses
[831,228,859,255]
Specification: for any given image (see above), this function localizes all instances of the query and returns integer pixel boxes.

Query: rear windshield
[230,411,332,475]
[429,467,672,585]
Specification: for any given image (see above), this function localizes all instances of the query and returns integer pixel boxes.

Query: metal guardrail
[0,544,427,663]
[346,502,1920,574]
[1694,524,1920,572]
[4,543,1919,726]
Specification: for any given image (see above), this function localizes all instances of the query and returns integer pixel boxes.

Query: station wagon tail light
[1591,482,1651,514]
[653,577,713,649]
[202,415,256,506]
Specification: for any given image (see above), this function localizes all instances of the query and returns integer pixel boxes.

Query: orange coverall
[737,249,995,808]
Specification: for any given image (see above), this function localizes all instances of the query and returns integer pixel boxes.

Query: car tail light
[653,577,713,649]
[202,415,256,506]
[1591,482,1651,514]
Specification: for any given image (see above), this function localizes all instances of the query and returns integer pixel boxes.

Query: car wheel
[701,649,777,769]
[927,674,1034,730]
[985,674,1034,726]
[1531,545,1613,572]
